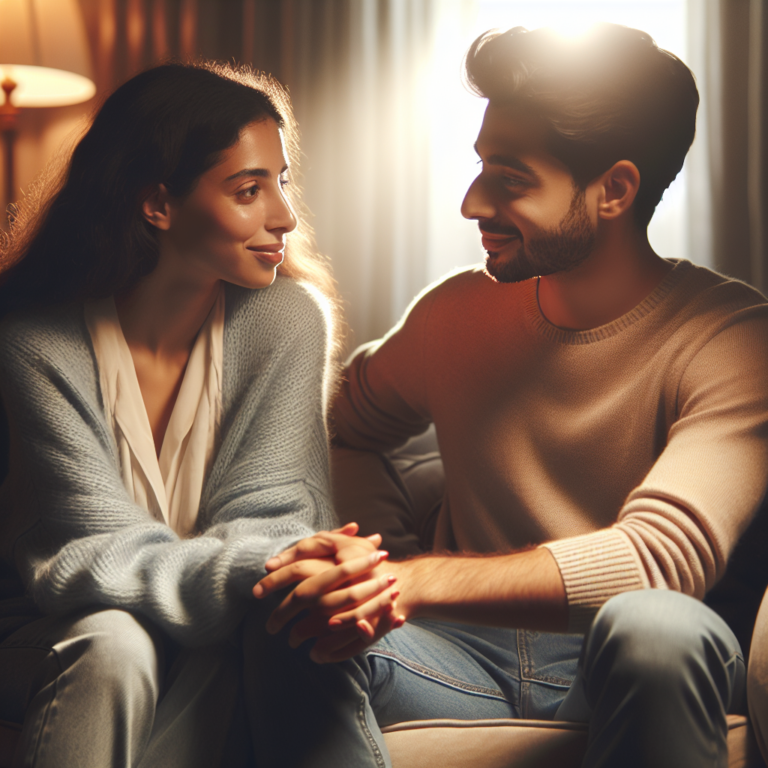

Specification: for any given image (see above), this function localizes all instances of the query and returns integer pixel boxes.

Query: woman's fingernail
[356,620,374,639]
[328,617,342,627]
[390,590,400,601]
[386,574,397,586]
[393,616,405,629]
[376,550,389,563]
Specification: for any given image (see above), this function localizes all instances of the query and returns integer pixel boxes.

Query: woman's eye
[279,176,290,188]
[239,185,259,199]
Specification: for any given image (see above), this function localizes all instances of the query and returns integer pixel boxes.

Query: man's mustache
[478,221,522,238]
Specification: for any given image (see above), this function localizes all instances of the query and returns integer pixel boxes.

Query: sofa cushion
[381,715,764,768]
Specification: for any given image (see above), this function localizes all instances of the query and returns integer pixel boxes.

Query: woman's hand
[261,522,381,573]
[253,523,406,660]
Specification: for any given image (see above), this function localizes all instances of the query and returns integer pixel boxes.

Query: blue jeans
[254,590,746,768]
[5,590,746,767]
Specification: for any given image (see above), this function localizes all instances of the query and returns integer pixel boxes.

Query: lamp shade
[0,0,95,106]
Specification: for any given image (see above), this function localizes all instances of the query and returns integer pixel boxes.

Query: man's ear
[140,183,173,231]
[595,160,641,221]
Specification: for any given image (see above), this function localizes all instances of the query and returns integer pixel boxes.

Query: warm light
[545,19,597,40]
[0,0,95,107]
[0,65,95,107]
[0,0,95,207]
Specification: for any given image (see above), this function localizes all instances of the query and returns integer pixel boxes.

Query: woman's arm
[0,279,338,646]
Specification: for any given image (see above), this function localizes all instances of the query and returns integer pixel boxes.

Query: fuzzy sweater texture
[333,261,768,632]
[0,277,335,646]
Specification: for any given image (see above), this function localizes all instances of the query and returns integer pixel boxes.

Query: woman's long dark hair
[0,61,339,326]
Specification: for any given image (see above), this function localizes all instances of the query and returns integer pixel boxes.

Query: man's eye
[503,176,525,189]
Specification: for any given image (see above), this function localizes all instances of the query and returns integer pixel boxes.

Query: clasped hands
[253,523,406,663]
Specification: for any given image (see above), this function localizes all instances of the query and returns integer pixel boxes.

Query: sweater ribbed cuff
[542,529,649,633]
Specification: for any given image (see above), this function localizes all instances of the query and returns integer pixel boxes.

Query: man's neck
[536,225,673,331]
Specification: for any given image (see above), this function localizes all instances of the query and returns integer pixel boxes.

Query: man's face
[462,103,597,283]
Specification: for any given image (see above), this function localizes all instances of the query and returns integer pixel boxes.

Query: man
[256,23,768,767]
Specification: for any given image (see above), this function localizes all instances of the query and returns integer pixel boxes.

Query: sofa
[0,429,766,767]
[332,429,768,768]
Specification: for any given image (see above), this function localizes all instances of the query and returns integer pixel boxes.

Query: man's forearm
[390,547,569,633]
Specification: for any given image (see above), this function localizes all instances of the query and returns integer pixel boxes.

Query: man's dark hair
[464,24,699,226]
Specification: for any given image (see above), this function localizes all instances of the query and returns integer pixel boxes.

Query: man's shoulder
[678,261,768,314]
[669,262,768,342]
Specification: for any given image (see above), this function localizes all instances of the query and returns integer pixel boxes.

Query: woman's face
[158,118,297,290]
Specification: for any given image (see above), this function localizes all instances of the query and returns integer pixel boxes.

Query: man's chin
[483,252,537,284]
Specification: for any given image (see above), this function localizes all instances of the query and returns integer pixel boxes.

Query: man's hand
[253,524,407,661]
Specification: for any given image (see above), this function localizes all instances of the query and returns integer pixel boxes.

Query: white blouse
[84,290,224,537]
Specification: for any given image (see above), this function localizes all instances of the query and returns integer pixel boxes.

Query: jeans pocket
[517,630,583,720]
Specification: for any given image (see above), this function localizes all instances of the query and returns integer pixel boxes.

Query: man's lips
[248,243,285,266]
[479,229,521,253]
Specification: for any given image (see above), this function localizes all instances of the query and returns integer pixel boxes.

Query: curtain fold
[71,1,768,345]
[80,0,439,346]
[687,0,768,292]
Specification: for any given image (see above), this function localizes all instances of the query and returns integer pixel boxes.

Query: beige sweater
[333,260,768,631]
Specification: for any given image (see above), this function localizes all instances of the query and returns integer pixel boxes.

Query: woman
[0,62,395,767]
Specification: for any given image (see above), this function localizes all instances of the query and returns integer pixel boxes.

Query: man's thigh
[360,619,583,726]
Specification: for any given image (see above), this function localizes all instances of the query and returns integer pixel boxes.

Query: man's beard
[483,188,596,284]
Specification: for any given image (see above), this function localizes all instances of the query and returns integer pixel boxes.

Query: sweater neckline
[522,259,692,345]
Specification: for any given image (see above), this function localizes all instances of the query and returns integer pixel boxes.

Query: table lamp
[0,0,95,210]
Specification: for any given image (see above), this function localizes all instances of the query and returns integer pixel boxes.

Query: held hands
[253,523,407,663]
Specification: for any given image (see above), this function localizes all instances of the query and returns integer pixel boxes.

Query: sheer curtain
[75,0,768,345]
[686,0,768,293]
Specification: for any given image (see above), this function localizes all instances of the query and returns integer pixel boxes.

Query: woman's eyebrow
[224,164,289,182]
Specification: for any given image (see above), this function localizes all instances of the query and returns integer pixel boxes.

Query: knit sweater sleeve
[333,283,436,451]
[0,277,336,646]
[544,305,768,631]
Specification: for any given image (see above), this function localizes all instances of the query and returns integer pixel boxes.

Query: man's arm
[256,543,567,662]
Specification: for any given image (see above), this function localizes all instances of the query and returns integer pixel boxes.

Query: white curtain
[76,0,768,346]
[686,0,768,292]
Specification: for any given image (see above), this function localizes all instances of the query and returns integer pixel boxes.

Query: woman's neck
[114,266,221,359]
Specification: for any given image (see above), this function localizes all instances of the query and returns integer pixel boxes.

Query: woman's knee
[52,608,163,698]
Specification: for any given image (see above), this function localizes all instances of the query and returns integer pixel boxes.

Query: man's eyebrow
[224,165,289,182]
[473,143,540,179]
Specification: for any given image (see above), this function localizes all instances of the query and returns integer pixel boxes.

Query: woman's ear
[141,184,173,230]
[596,160,641,221]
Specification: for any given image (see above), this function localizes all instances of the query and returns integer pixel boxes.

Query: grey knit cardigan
[0,277,336,646]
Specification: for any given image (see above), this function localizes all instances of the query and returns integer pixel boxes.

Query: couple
[0,23,766,768]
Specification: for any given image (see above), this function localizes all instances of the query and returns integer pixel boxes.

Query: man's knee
[584,590,743,706]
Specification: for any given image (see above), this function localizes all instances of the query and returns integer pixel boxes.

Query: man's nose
[461,174,496,220]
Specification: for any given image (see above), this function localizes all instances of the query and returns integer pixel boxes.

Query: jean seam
[517,630,574,686]
[368,649,507,700]
[26,654,62,768]
[356,690,386,768]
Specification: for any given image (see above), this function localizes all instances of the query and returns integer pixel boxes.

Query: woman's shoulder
[224,276,331,346]
[0,302,91,365]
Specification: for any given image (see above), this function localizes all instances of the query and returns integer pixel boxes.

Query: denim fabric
[352,591,746,768]
[359,619,583,726]
[3,591,747,768]
[1,608,251,768]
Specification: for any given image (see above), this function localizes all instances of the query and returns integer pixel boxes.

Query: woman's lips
[248,245,284,266]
